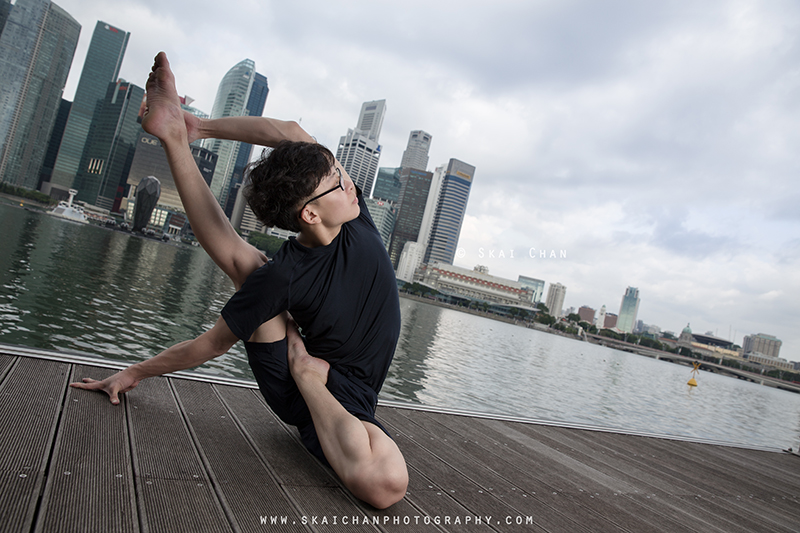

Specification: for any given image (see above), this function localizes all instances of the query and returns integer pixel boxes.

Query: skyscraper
[47,21,129,198]
[204,59,267,209]
[336,99,386,195]
[72,80,144,210]
[545,282,567,318]
[223,72,268,217]
[388,168,433,268]
[518,276,545,304]
[400,130,432,171]
[423,158,475,265]
[0,0,80,189]
[372,167,402,203]
[617,287,640,333]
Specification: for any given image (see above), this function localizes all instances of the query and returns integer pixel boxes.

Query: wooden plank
[379,409,553,532]
[509,421,797,533]
[214,385,379,532]
[169,379,307,532]
[0,357,69,533]
[127,375,231,533]
[35,365,137,533]
[415,411,713,533]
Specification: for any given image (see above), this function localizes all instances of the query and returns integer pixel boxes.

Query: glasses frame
[297,167,344,219]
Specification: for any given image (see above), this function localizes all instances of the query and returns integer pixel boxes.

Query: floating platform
[1,344,798,532]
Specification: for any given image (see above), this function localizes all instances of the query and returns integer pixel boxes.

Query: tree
[566,313,581,323]
[248,232,286,257]
[536,302,549,313]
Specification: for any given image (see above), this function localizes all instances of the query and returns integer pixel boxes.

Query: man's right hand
[69,367,141,405]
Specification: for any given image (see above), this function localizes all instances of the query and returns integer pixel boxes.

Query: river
[2,200,799,450]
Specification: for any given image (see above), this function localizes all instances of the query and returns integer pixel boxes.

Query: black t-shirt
[221,193,401,393]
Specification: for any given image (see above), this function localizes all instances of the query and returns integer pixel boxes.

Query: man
[71,52,407,509]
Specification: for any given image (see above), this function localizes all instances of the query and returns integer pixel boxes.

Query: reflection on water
[2,203,800,449]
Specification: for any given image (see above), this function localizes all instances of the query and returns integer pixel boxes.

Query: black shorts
[244,339,391,466]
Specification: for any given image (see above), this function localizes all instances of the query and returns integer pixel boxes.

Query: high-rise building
[47,21,129,198]
[596,305,607,328]
[372,167,402,203]
[545,282,567,318]
[0,0,80,189]
[742,333,782,358]
[223,72,268,217]
[205,59,264,207]
[38,98,72,189]
[400,130,432,171]
[364,197,396,250]
[0,0,12,35]
[336,99,386,195]
[617,286,640,333]
[518,276,545,304]
[387,168,433,268]
[423,158,475,265]
[72,80,144,210]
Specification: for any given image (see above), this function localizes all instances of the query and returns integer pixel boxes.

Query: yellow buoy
[688,361,700,387]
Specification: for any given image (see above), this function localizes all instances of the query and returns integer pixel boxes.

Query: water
[2,201,800,450]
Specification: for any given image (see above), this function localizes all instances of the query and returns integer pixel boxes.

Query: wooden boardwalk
[1,344,798,533]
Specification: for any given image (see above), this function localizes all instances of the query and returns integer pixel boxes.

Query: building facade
[418,262,535,307]
[373,167,402,203]
[617,286,640,333]
[47,20,129,197]
[400,130,432,171]
[388,168,433,268]
[127,131,217,215]
[364,197,396,250]
[518,276,545,304]
[336,99,386,196]
[71,80,144,210]
[578,306,596,324]
[204,59,260,205]
[423,158,475,265]
[545,282,567,317]
[223,72,268,217]
[0,0,80,189]
[742,333,782,358]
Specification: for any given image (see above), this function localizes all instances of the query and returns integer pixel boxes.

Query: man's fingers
[69,378,122,405]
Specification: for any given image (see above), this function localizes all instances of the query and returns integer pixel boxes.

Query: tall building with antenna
[336,99,386,196]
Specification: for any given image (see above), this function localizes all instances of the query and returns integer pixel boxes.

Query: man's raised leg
[286,325,408,509]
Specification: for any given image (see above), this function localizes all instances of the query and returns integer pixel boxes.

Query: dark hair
[243,141,335,232]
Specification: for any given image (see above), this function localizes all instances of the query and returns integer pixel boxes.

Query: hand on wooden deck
[69,368,141,405]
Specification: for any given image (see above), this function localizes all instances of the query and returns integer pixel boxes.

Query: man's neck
[296,224,343,248]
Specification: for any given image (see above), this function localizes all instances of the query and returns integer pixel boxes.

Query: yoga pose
[71,53,407,509]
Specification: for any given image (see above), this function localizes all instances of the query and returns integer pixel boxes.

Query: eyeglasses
[298,167,344,218]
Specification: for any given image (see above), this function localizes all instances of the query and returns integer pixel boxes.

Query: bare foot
[286,321,330,386]
[141,52,187,144]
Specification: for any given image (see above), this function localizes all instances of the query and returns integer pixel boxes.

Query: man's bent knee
[346,461,408,509]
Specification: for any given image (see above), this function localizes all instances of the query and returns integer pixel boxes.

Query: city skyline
[11,0,800,362]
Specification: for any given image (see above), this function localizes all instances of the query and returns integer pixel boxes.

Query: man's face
[298,164,359,226]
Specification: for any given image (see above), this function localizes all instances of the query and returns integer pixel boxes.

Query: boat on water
[48,189,87,224]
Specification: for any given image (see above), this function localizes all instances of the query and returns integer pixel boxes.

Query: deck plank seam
[509,424,790,533]
[210,383,321,533]
[405,411,654,533]
[379,415,578,533]
[124,388,149,533]
[166,378,244,533]
[28,360,74,533]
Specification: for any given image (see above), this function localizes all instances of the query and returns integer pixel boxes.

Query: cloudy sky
[54,0,800,362]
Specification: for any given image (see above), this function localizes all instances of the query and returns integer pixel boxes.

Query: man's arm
[70,316,240,404]
[189,115,315,147]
